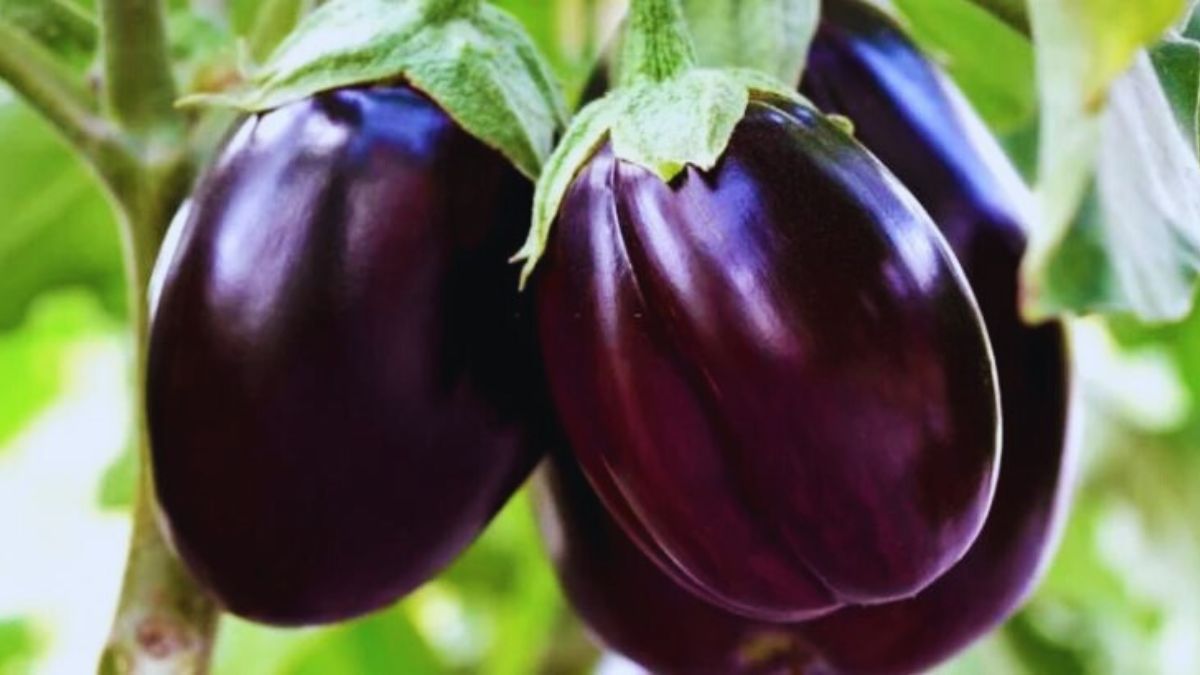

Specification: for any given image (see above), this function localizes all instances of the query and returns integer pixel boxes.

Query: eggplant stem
[617,0,698,87]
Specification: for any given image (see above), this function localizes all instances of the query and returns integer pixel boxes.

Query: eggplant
[792,2,1074,672]
[146,85,545,625]
[535,96,1001,621]
[541,2,1073,671]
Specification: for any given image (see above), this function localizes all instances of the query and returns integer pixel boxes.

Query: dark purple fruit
[541,2,1073,671]
[536,447,818,675]
[792,2,1074,672]
[147,85,545,625]
[535,97,1001,621]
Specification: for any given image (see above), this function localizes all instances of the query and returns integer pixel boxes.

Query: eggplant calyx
[176,0,567,180]
[513,67,815,287]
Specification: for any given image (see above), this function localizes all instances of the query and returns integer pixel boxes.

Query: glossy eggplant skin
[792,2,1073,672]
[535,98,1001,621]
[147,86,545,625]
[536,448,820,675]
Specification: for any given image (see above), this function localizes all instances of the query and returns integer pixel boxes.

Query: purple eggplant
[792,2,1073,672]
[543,1,1073,671]
[535,97,1001,621]
[146,85,545,625]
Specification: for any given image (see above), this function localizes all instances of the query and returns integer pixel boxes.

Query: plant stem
[0,1,215,672]
[98,0,181,139]
[617,0,696,88]
[92,1,217,674]
[0,18,125,166]
[99,148,213,675]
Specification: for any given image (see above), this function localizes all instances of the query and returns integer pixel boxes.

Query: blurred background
[3,0,1200,673]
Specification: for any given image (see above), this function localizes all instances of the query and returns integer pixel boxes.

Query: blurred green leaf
[1024,0,1196,321]
[247,0,317,62]
[1151,35,1200,153]
[285,607,442,675]
[0,98,125,330]
[0,618,40,675]
[893,0,1036,132]
[1024,53,1200,321]
[493,0,609,105]
[214,607,443,675]
[0,288,117,449]
[95,441,135,510]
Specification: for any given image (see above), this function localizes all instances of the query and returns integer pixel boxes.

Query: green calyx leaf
[180,0,568,179]
[512,67,808,287]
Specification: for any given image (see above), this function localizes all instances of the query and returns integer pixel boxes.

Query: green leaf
[1025,0,1197,320]
[1025,53,1200,320]
[892,0,1036,132]
[0,618,41,674]
[0,290,115,450]
[0,98,125,330]
[682,0,819,86]
[247,0,317,62]
[1151,35,1200,154]
[491,0,601,105]
[284,606,442,675]
[95,441,136,510]
[185,0,568,179]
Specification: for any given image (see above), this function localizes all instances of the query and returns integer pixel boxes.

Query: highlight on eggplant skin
[146,85,546,625]
[791,1,1074,672]
[534,95,1001,622]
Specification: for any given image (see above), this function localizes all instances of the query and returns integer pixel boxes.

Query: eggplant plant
[0,0,1196,673]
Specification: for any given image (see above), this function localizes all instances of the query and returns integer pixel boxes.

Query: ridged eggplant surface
[147,86,545,625]
[540,1,1073,670]
[535,97,1001,621]
[795,1,1074,671]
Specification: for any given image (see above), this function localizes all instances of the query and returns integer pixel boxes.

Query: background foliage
[1,0,1200,673]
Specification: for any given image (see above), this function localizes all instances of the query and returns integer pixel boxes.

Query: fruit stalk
[617,0,696,86]
[92,0,215,673]
[0,1,213,672]
[99,170,215,675]
[98,0,179,138]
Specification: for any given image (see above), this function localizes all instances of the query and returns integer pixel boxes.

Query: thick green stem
[617,0,697,88]
[92,1,216,674]
[0,18,127,166]
[99,150,213,675]
[0,1,214,672]
[98,0,181,139]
